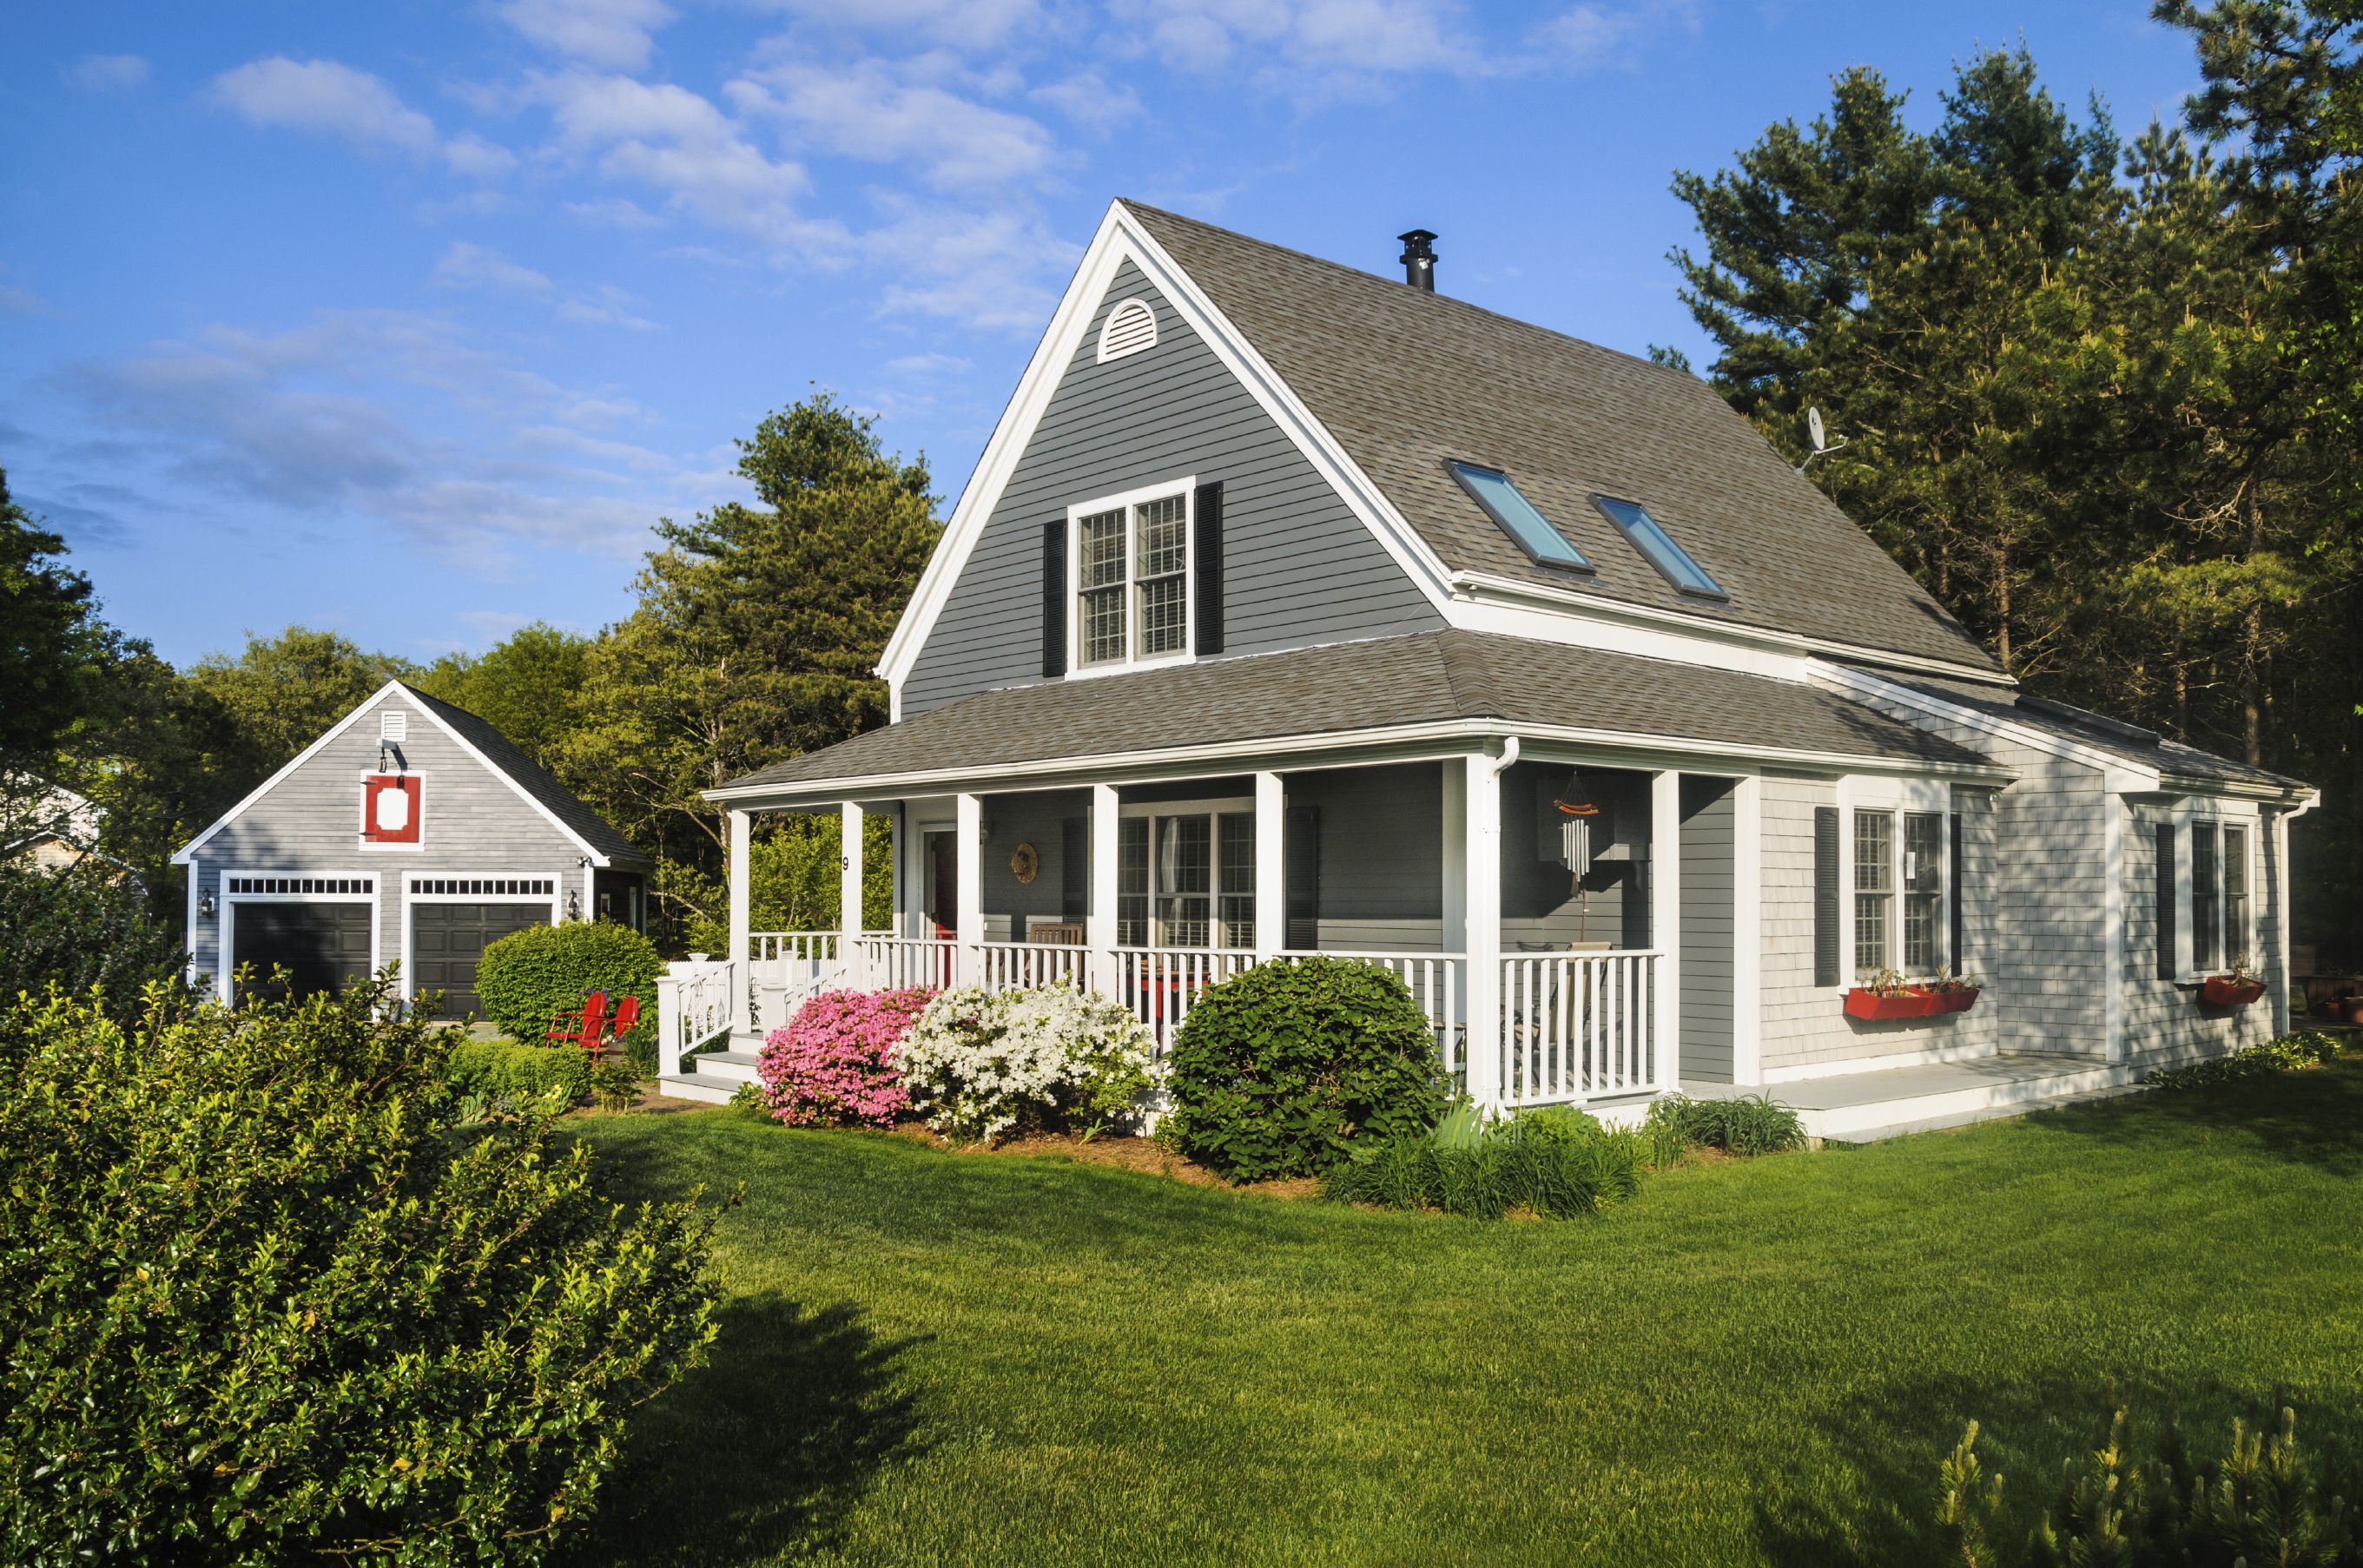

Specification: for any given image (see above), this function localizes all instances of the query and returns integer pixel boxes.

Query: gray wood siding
[902,260,1444,716]
[1289,762,1444,952]
[185,688,591,998]
[1679,776,1736,1082]
[1499,762,1652,952]
[2122,798,2278,1064]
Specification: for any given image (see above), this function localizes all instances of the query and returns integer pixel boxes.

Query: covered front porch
[657,739,1759,1115]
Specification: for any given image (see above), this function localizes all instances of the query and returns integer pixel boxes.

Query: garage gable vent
[1097,298,1158,364]
[380,711,407,741]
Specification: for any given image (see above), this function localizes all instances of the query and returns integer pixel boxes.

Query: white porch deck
[1681,1052,2142,1143]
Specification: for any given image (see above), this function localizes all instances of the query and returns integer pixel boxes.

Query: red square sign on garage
[361,774,422,845]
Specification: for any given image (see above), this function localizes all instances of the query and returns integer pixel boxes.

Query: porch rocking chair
[547,991,608,1047]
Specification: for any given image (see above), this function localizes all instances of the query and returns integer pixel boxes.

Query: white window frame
[399,872,568,1003]
[1117,794,1254,949]
[1843,777,1952,983]
[2168,800,2260,980]
[217,870,382,1005]
[356,768,429,853]
[1066,476,1198,680]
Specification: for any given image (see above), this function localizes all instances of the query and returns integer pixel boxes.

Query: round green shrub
[1165,955,1448,1181]
[472,919,662,1063]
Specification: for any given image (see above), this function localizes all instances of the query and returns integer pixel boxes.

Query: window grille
[2192,823,2221,972]
[1078,508,1126,665]
[1117,818,1149,945]
[1218,814,1255,949]
[2222,826,2247,965]
[410,879,554,896]
[1134,495,1189,656]
[1903,812,1943,972]
[1853,810,1892,977]
[1158,814,1211,947]
[228,877,373,894]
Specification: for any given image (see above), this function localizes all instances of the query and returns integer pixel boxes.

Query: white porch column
[1463,751,1503,1110]
[839,802,864,953]
[1650,771,1681,1091]
[955,793,984,988]
[727,808,752,1032]
[1254,772,1285,962]
[1090,783,1119,996]
[1731,774,1764,1086]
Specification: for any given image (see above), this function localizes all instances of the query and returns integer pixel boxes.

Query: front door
[925,832,957,939]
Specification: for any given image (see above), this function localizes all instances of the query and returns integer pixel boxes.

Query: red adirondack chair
[547,991,608,1046]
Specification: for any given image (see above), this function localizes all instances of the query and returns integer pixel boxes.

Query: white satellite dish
[1796,406,1848,474]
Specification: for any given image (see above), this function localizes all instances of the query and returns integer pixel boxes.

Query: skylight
[1594,496,1727,599]
[1447,463,1593,572]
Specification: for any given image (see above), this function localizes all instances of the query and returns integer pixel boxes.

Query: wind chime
[1554,768,1600,947]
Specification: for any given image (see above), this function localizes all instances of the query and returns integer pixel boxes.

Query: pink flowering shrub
[756,986,936,1127]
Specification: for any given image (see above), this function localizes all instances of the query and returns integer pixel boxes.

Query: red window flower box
[2199,976,2265,1007]
[1845,986,1980,1020]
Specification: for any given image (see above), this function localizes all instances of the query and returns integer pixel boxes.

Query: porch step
[1684,1053,2139,1143]
[654,1075,738,1105]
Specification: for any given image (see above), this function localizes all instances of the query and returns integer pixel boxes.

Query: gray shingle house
[667,201,2315,1136]
[173,682,650,1019]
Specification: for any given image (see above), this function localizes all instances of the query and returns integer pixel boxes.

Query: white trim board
[215,872,383,1005]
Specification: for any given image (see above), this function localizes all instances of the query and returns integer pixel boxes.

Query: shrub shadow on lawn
[2026,1058,2363,1177]
[565,1292,928,1567]
[1748,1361,2363,1567]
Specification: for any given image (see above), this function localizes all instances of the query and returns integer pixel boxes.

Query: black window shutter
[2155,822,2177,980]
[1041,518,1067,677]
[1060,817,1088,923]
[1949,812,1964,971]
[1284,805,1318,951]
[1193,481,1224,656]
[1813,807,1841,987]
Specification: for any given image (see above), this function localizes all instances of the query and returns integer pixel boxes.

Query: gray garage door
[411,903,550,1022]
[232,903,373,1005]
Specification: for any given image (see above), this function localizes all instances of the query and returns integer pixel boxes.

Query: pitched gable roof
[399,686,649,866]
[1119,201,1998,675]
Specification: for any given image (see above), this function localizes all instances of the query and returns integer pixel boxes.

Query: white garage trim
[399,872,566,1003]
[217,871,381,1004]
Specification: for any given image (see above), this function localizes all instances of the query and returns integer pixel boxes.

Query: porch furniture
[547,991,607,1046]
[1028,922,1086,945]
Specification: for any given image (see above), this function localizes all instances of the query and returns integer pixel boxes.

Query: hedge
[446,1037,593,1104]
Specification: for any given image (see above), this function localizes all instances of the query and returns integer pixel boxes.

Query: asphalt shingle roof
[723,630,1991,794]
[404,685,651,866]
[1870,672,2307,791]
[1120,201,1999,675]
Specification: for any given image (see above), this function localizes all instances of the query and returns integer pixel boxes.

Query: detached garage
[173,682,650,1019]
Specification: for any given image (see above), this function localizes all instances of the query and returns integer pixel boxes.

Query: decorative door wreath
[1010,842,1040,884]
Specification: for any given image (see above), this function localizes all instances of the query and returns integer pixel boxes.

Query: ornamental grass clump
[1165,956,1447,1182]
[897,984,1157,1143]
[0,972,727,1567]
[1644,1090,1805,1156]
[1323,1103,1645,1221]
[757,985,935,1127]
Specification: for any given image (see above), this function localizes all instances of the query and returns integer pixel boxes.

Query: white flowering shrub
[895,984,1158,1143]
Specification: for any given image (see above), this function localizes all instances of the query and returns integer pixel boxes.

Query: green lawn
[561,1063,2363,1567]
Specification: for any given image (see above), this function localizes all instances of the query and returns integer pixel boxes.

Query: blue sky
[5,0,2203,669]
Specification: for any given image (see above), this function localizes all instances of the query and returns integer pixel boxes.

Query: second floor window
[1079,491,1190,666]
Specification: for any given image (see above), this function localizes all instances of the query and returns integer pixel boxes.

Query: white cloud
[210,57,517,176]
[0,284,56,317]
[564,196,664,227]
[1529,0,1697,69]
[883,352,974,374]
[432,241,554,294]
[556,285,662,330]
[728,56,1061,188]
[45,311,718,574]
[1106,0,1486,97]
[863,199,1082,331]
[530,71,825,249]
[498,0,678,69]
[66,55,149,94]
[1028,71,1145,135]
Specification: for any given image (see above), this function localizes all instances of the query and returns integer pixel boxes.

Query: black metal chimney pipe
[1398,229,1437,292]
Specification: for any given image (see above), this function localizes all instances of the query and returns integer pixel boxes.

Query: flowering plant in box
[898,983,1158,1143]
[757,986,935,1128]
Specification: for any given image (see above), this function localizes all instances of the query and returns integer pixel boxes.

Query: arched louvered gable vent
[1096,297,1158,363]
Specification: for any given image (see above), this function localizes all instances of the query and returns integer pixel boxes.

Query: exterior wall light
[198,889,215,919]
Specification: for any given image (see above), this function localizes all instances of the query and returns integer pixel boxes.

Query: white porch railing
[654,956,738,1077]
[1497,951,1663,1107]
[708,934,1660,1109]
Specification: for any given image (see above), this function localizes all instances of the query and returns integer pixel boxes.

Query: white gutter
[1491,735,1521,776]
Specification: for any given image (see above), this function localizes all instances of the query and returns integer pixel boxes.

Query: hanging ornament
[1551,768,1599,820]
[1561,816,1592,877]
